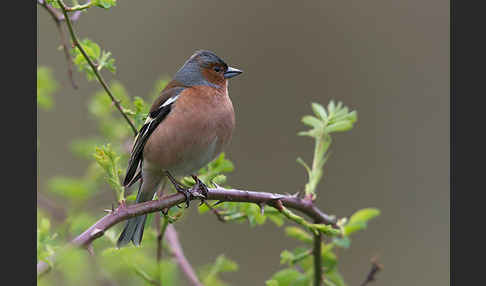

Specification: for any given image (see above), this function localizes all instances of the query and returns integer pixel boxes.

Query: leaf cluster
[297,101,357,199]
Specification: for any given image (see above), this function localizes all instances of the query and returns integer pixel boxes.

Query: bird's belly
[164,137,219,176]
[142,90,234,177]
[142,115,228,176]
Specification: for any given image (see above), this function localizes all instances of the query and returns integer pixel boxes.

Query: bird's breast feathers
[142,85,235,175]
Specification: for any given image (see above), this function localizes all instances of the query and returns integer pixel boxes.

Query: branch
[313,232,322,286]
[37,186,337,276]
[165,225,204,286]
[56,0,138,135]
[38,0,81,89]
[359,257,383,286]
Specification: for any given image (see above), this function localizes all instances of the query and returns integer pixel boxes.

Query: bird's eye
[213,66,222,73]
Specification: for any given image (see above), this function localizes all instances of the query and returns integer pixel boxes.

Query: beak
[224,66,243,79]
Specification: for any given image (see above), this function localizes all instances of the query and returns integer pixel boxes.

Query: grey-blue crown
[173,50,227,87]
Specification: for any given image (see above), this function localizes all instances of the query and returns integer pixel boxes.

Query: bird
[117,50,242,248]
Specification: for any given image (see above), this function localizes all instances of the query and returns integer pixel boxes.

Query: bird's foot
[166,171,193,208]
[165,172,209,208]
[191,175,208,206]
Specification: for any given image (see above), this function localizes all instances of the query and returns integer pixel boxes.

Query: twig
[165,225,203,286]
[56,0,138,135]
[314,232,322,286]
[204,201,227,222]
[37,192,67,222]
[360,257,383,286]
[274,200,339,236]
[38,0,79,89]
[37,185,337,277]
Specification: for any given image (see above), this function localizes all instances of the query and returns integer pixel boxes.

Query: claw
[192,175,208,198]
[166,171,192,208]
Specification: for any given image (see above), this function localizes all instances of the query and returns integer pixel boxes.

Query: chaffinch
[117,50,242,247]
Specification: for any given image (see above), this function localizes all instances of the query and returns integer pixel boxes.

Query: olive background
[37,1,449,285]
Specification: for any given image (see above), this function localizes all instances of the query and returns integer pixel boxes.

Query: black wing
[122,91,182,186]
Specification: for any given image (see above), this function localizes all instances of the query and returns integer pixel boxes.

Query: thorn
[257,202,265,216]
[161,208,168,216]
[211,180,221,189]
[212,200,225,207]
[291,191,301,198]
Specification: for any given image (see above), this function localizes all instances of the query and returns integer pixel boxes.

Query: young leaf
[93,144,124,200]
[343,208,380,236]
[93,0,117,9]
[285,226,313,243]
[311,102,327,120]
[199,255,239,286]
[266,268,306,286]
[301,115,323,129]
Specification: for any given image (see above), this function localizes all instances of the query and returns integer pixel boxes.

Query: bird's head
[173,50,242,88]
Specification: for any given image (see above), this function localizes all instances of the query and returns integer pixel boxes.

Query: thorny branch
[38,0,83,89]
[37,185,337,277]
[55,0,138,135]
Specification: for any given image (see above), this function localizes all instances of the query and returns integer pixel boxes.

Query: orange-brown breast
[143,84,235,175]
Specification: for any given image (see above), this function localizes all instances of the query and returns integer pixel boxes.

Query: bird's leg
[165,171,192,208]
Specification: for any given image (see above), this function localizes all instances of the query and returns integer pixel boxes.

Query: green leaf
[266,210,285,227]
[327,100,336,114]
[301,115,323,129]
[325,121,353,133]
[285,226,313,243]
[37,212,58,264]
[321,243,338,271]
[311,102,327,120]
[72,39,116,80]
[199,255,238,286]
[280,250,295,265]
[332,236,351,249]
[45,0,61,9]
[343,208,380,236]
[280,248,312,266]
[198,202,211,214]
[348,208,380,224]
[93,144,124,200]
[325,269,347,286]
[37,67,58,110]
[266,281,279,286]
[93,0,117,9]
[132,96,149,128]
[296,157,311,177]
[266,268,306,286]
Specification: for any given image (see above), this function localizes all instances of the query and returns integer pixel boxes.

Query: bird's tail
[116,187,149,248]
[117,175,165,248]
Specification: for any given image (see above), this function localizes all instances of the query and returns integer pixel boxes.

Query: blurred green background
[37,1,449,285]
